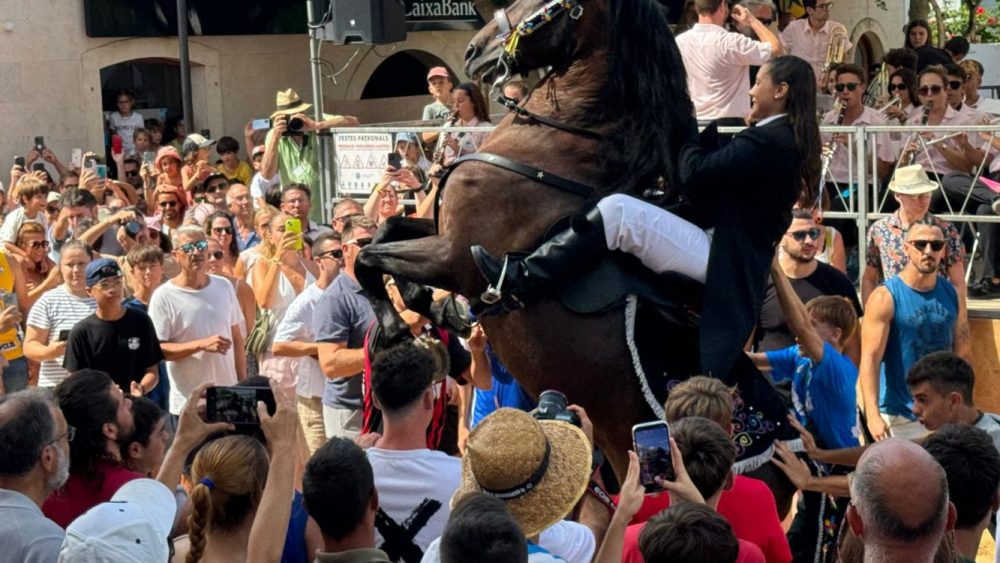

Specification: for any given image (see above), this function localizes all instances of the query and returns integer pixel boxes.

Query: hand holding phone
[251,118,271,131]
[205,386,276,425]
[13,156,25,169]
[387,152,402,170]
[285,218,303,251]
[34,136,45,151]
[632,421,673,492]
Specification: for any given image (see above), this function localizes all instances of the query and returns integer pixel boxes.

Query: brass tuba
[821,25,849,79]
[865,62,890,107]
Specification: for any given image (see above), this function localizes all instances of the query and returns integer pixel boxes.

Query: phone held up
[205,386,276,425]
[632,420,673,493]
[251,118,271,131]
[34,136,45,152]
[285,218,303,251]
[387,152,402,170]
[13,156,25,168]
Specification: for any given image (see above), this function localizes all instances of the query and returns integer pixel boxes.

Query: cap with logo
[85,258,123,288]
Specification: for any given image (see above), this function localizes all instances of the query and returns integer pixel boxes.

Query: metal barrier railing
[324,122,1000,285]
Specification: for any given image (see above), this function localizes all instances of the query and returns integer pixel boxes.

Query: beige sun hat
[452,408,592,538]
[888,164,939,195]
[270,88,312,119]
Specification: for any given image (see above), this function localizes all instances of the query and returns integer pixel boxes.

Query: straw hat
[452,408,592,538]
[888,164,939,195]
[271,88,312,119]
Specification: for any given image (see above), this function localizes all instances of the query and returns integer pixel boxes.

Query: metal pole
[307,0,333,222]
[177,0,194,133]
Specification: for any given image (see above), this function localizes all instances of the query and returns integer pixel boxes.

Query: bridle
[487,0,604,141]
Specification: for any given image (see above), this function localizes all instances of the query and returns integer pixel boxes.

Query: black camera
[282,116,305,137]
[124,220,143,239]
[533,390,581,427]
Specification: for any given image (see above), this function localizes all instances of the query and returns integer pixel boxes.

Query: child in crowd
[216,136,252,186]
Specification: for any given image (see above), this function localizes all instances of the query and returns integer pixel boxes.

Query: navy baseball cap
[85,258,122,287]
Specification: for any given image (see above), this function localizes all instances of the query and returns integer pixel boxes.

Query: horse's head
[464,0,606,87]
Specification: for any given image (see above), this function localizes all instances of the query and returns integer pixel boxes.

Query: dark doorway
[361,50,452,99]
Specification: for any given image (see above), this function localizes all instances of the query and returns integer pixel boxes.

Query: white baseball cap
[58,479,177,562]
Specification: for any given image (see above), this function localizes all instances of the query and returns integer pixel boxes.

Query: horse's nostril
[465,43,480,63]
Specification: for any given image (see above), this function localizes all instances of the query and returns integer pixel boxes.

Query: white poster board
[334,133,393,196]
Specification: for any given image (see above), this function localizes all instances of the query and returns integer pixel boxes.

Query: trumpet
[902,102,932,166]
[877,96,901,118]
[821,25,849,79]
[431,113,460,167]
[865,63,889,108]
[818,103,847,204]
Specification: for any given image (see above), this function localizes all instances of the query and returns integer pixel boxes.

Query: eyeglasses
[212,227,233,235]
[158,200,179,208]
[909,239,945,252]
[947,80,963,90]
[345,237,373,248]
[918,85,943,96]
[889,82,908,91]
[46,206,59,214]
[178,239,209,254]
[205,183,227,194]
[786,228,822,242]
[210,251,225,260]
[333,213,362,224]
[316,248,343,260]
[63,184,79,189]
[125,170,139,178]
[27,240,50,250]
[834,82,860,92]
[49,425,76,445]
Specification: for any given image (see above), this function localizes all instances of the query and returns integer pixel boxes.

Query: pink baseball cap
[426,66,450,82]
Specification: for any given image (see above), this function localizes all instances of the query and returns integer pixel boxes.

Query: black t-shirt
[755,261,863,352]
[64,308,165,391]
[915,44,952,72]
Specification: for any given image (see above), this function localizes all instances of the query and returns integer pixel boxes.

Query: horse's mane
[601,0,696,195]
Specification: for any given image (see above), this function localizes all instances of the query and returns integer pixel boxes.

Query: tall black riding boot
[470,206,607,309]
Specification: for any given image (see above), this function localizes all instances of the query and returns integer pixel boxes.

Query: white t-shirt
[420,521,594,563]
[975,412,1000,454]
[368,447,462,560]
[0,207,45,244]
[249,172,281,200]
[26,286,96,387]
[271,283,325,398]
[109,112,146,156]
[148,274,244,414]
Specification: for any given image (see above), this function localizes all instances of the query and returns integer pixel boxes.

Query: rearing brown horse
[355,0,794,506]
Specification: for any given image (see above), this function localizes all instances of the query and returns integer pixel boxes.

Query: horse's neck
[526,52,611,129]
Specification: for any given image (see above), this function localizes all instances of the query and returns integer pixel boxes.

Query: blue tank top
[471,346,536,427]
[879,275,957,417]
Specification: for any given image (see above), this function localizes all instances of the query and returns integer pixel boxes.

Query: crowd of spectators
[1,1,1000,562]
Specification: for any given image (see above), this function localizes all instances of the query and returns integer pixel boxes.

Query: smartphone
[251,118,271,131]
[13,156,25,168]
[387,152,402,169]
[95,164,108,180]
[206,386,276,425]
[632,421,673,492]
[57,329,70,341]
[285,218,303,251]
[34,136,45,151]
[111,135,123,155]
[71,148,83,169]
[142,151,156,166]
[32,162,46,172]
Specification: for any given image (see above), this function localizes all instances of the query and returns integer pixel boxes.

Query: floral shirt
[865,212,965,283]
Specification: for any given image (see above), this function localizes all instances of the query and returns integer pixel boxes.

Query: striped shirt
[26,285,96,387]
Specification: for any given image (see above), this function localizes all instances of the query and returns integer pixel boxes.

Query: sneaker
[969,278,1000,298]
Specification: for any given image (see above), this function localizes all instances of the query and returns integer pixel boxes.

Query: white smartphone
[632,420,673,493]
[251,118,271,131]
[71,148,82,169]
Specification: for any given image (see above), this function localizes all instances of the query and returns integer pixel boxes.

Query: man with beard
[41,369,141,528]
[756,208,862,360]
[0,389,70,561]
[860,223,969,442]
[149,227,245,419]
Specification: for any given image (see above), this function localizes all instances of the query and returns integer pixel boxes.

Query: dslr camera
[533,390,581,427]
[282,116,305,137]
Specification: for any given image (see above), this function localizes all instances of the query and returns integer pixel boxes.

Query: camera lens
[126,221,142,237]
[288,117,304,132]
[536,390,569,416]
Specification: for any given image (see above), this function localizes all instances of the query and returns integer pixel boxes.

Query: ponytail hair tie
[198,478,215,490]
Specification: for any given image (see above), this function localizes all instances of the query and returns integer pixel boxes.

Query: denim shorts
[2,356,29,394]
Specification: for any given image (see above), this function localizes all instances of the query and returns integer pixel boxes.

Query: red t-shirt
[619,475,791,563]
[41,459,143,528]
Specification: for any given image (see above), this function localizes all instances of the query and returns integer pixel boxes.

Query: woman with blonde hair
[234,206,278,279]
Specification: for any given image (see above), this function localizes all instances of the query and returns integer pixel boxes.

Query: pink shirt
[779,19,853,85]
[821,105,896,184]
[915,105,976,176]
[676,23,773,120]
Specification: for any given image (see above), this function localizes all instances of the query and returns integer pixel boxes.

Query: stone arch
[850,18,888,70]
[80,38,223,151]
[360,49,452,99]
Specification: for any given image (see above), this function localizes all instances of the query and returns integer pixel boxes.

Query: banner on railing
[334,133,393,196]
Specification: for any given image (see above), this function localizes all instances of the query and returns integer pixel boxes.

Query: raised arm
[771,258,825,362]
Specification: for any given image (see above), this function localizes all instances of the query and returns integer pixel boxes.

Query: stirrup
[480,254,513,305]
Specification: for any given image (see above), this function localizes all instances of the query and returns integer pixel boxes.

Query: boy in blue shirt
[748,256,860,561]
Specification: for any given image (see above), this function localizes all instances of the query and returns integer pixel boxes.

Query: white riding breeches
[597,193,710,283]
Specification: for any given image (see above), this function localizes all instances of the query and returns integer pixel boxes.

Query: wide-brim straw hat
[271,88,312,119]
[452,408,592,538]
[889,164,939,195]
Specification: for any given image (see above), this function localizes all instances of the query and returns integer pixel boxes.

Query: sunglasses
[345,237,373,248]
[178,239,209,254]
[205,184,227,194]
[889,82,908,91]
[212,227,233,235]
[158,200,179,208]
[947,80,963,90]
[909,239,945,252]
[46,206,59,214]
[27,240,50,250]
[333,213,363,224]
[918,85,943,96]
[834,82,860,92]
[316,248,343,260]
[125,170,139,178]
[758,17,774,25]
[787,228,822,242]
[210,251,225,260]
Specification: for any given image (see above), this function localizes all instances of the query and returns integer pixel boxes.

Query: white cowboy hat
[888,164,939,195]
